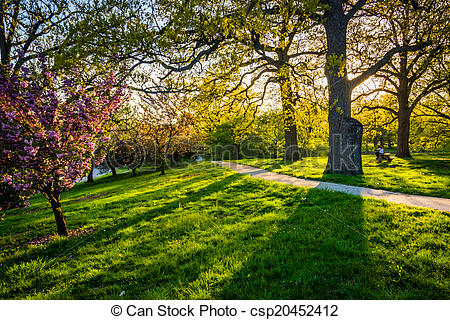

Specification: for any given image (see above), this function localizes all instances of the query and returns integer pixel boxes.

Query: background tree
[254,109,285,158]
[191,76,260,160]
[296,99,328,154]
[352,0,450,157]
[409,89,450,151]
[355,95,398,150]
[138,92,194,175]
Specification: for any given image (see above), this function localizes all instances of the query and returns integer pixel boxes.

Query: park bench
[377,152,394,163]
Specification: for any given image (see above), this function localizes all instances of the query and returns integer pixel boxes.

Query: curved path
[213,161,450,212]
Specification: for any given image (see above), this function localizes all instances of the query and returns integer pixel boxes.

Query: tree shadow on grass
[216,188,370,299]
[57,185,369,299]
[216,189,449,299]
[405,157,450,176]
[0,173,244,299]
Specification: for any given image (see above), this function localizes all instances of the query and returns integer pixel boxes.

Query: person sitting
[376,145,384,162]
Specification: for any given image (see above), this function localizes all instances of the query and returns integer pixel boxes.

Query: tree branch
[345,0,366,21]
[356,105,398,116]
[350,42,430,89]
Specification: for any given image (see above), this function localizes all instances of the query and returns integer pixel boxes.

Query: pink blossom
[0,61,127,210]
[47,131,59,139]
[24,146,38,156]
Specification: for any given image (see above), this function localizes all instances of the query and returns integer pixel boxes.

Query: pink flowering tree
[0,59,126,235]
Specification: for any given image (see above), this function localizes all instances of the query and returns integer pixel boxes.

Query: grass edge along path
[214,161,450,212]
[232,153,450,199]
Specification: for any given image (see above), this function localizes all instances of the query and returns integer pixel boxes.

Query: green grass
[0,162,449,299]
[234,153,450,198]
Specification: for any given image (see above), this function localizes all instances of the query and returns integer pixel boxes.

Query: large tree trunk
[396,53,412,158]
[397,107,412,158]
[277,66,301,162]
[323,4,363,175]
[43,190,68,236]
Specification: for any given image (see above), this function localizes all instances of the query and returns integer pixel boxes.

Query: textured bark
[325,117,363,174]
[323,3,363,175]
[396,54,412,158]
[277,71,301,162]
[397,108,412,158]
[43,190,68,236]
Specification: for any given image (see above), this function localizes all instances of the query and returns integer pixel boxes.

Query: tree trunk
[277,66,301,162]
[87,160,94,183]
[396,53,412,158]
[323,4,363,175]
[397,108,412,158]
[106,155,117,176]
[43,190,68,236]
[160,161,165,176]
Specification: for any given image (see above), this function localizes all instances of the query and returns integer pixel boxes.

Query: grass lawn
[234,153,450,198]
[0,162,449,299]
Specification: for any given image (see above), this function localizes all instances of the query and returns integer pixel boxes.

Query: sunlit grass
[234,153,450,198]
[0,162,449,299]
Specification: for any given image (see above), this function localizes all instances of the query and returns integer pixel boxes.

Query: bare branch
[345,0,366,21]
[350,42,430,89]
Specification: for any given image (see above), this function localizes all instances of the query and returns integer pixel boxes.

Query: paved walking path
[213,161,450,212]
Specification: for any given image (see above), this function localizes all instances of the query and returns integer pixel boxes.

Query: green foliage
[254,109,285,158]
[410,114,450,152]
[207,122,242,160]
[1,163,449,299]
[325,53,346,77]
[296,102,328,151]
[207,122,236,146]
[354,96,397,148]
[409,93,450,151]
